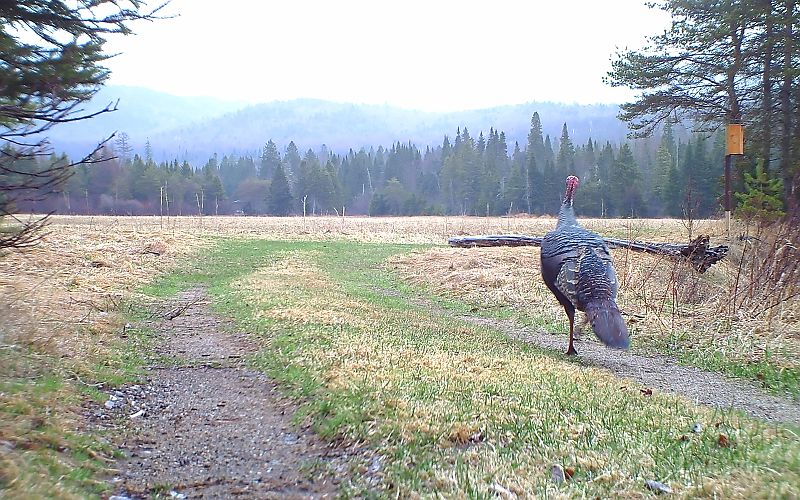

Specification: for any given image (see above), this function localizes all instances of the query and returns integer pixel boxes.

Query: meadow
[1,214,798,498]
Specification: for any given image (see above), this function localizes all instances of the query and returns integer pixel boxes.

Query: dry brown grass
[0,212,702,354]
[0,213,593,359]
[387,216,800,385]
[1,217,208,360]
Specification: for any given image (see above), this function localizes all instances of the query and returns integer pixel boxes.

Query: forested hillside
[16,111,730,219]
[43,86,248,157]
[138,100,630,165]
[43,87,629,165]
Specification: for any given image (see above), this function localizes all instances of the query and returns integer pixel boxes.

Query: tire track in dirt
[378,287,800,425]
[466,315,800,425]
[102,288,345,499]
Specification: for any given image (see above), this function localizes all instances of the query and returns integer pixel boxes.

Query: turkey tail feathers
[585,299,629,350]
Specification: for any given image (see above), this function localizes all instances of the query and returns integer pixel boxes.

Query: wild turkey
[540,175,630,355]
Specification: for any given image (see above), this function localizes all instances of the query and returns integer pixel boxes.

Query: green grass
[103,333,156,383]
[678,345,800,400]
[0,298,161,498]
[0,349,116,498]
[144,237,800,497]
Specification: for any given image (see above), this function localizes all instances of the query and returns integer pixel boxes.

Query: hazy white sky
[104,0,671,112]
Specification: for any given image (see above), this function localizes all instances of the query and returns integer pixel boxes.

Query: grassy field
[1,214,798,497]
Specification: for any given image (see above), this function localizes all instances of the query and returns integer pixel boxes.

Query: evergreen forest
[10,113,736,219]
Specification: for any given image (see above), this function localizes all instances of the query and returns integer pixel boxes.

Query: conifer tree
[527,113,546,162]
[0,1,166,248]
[610,143,644,217]
[200,165,224,215]
[596,142,615,216]
[556,123,576,176]
[685,135,718,217]
[574,165,604,216]
[607,0,800,209]
[267,164,293,216]
[541,158,559,214]
[578,138,596,175]
[115,132,134,165]
[735,159,785,222]
[283,141,301,180]
[652,121,676,211]
[525,115,546,214]
[259,140,282,180]
[460,129,481,214]
[502,142,527,214]
[653,142,673,211]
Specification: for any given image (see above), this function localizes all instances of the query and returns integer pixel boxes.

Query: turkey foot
[566,323,578,355]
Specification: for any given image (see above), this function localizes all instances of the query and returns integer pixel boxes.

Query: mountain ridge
[45,86,631,164]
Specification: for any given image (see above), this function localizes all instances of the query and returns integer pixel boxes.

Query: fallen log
[447,234,728,273]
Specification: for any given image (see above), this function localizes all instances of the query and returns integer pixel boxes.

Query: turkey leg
[566,308,577,356]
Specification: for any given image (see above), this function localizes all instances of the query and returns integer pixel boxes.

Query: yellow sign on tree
[726,123,744,155]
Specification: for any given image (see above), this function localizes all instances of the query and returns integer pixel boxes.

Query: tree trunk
[447,234,729,273]
[779,0,796,210]
[726,18,744,122]
[761,0,774,172]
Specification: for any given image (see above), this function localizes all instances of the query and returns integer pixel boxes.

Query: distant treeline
[12,112,742,218]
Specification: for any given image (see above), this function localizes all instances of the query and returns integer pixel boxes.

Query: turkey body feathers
[574,246,629,349]
[540,176,630,353]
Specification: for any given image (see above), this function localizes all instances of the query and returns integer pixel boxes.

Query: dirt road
[467,316,800,425]
[99,289,343,499]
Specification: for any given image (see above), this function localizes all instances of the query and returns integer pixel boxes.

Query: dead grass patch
[386,218,799,393]
[233,251,373,329]
[26,213,705,246]
[1,220,209,359]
